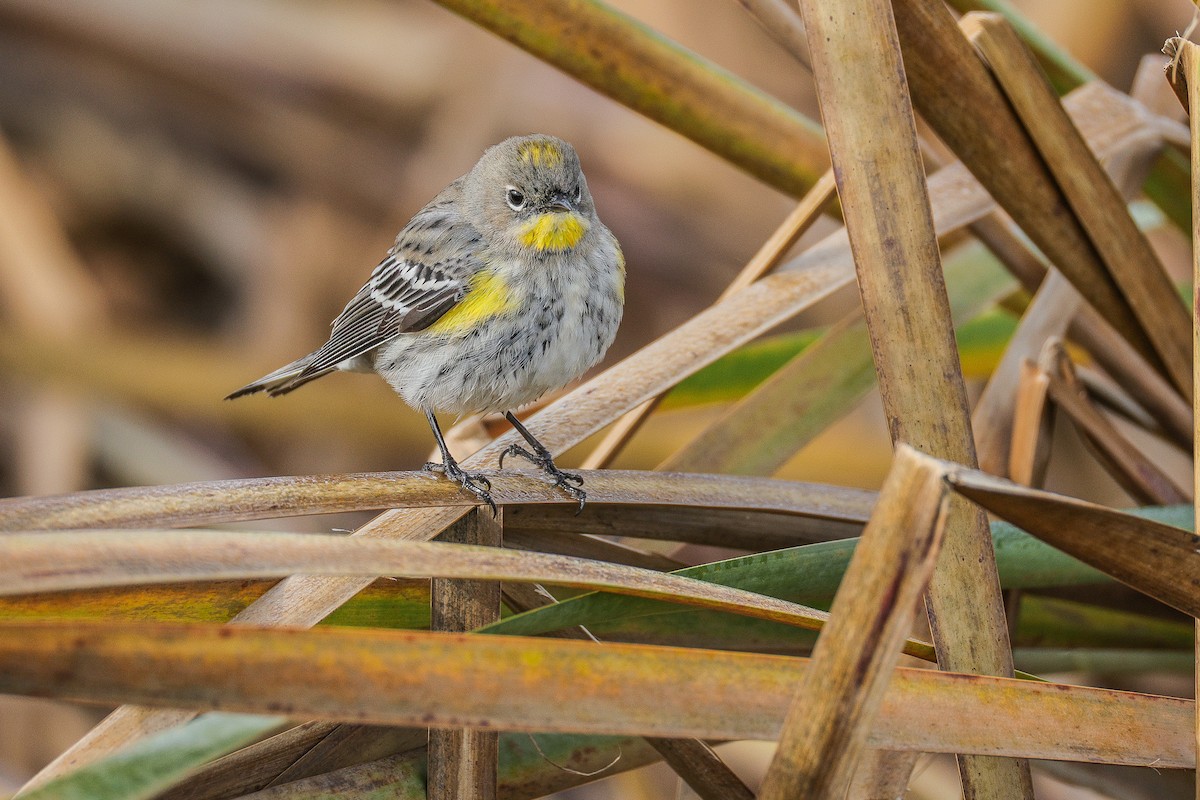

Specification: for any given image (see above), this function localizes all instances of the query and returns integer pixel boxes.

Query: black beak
[548,193,575,213]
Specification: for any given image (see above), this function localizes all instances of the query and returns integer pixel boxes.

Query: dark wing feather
[227,181,485,399]
[291,253,469,379]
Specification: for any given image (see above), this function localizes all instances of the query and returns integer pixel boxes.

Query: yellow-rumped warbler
[228,135,625,511]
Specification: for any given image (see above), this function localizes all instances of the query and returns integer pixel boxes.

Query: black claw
[563,484,587,515]
[425,460,497,516]
[498,443,587,511]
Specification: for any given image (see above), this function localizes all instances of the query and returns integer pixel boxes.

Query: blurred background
[0,0,1195,797]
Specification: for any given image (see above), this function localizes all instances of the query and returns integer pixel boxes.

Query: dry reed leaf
[0,531,840,635]
[947,468,1200,617]
[964,12,1192,398]
[21,77,1169,785]
[0,620,1190,767]
[0,469,871,531]
[1076,368,1164,435]
[798,0,1028,794]
[580,169,838,469]
[975,269,1077,479]
[1008,360,1054,487]
[893,0,1150,364]
[429,0,829,196]
[759,446,949,798]
[1068,307,1193,449]
[659,311,873,475]
[164,722,360,800]
[1038,342,1191,504]
[663,236,1015,475]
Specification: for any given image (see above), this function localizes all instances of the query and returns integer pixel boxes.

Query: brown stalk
[976,271,1077,477]
[892,0,1151,366]
[794,0,1028,796]
[19,82,1167,786]
[1164,36,1200,789]
[759,445,949,799]
[580,168,837,469]
[1068,307,1194,450]
[963,12,1191,398]
[971,83,1170,474]
[428,510,502,800]
[1075,367,1165,435]
[1008,359,1054,487]
[963,75,1190,459]
[430,0,828,196]
[1038,341,1191,505]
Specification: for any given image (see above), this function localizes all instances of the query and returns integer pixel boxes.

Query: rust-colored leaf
[0,620,1189,767]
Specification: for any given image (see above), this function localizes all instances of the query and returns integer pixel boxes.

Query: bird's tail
[225,356,336,400]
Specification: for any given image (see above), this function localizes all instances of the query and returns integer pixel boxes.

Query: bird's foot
[499,444,586,512]
[424,460,497,516]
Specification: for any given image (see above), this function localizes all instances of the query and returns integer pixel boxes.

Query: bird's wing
[290,189,486,379]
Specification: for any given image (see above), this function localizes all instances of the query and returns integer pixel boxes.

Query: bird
[227,134,625,513]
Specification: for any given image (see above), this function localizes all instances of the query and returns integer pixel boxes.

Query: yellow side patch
[518,141,564,167]
[518,213,588,252]
[426,271,516,334]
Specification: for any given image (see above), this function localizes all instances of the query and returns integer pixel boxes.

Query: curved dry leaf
[0,530,834,633]
[0,620,1189,768]
[947,468,1200,617]
[0,469,874,532]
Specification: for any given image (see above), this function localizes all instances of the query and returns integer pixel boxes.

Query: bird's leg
[499,411,586,510]
[423,410,496,516]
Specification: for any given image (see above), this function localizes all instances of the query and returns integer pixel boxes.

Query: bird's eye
[505,187,526,210]
[573,185,583,204]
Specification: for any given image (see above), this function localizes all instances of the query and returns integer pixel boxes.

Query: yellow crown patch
[518,213,589,252]
[518,141,564,168]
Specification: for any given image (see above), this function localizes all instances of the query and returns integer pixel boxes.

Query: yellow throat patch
[518,141,564,167]
[518,213,589,252]
[426,271,515,334]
